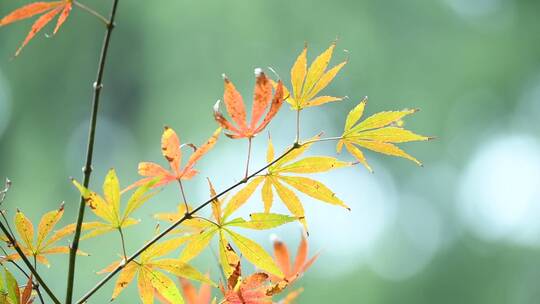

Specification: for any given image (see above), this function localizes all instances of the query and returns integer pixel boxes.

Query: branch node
[92,82,103,90]
[107,21,116,30]
[82,165,93,174]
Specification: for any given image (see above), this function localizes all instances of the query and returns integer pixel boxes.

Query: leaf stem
[244,137,253,180]
[301,136,343,145]
[191,216,220,228]
[178,180,189,212]
[295,110,301,144]
[76,144,299,304]
[73,1,109,26]
[117,227,128,260]
[65,0,120,303]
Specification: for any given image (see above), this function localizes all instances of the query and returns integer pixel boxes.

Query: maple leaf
[0,204,87,267]
[223,136,352,231]
[218,244,298,304]
[337,97,433,172]
[218,244,272,304]
[222,272,273,304]
[277,42,346,110]
[99,236,214,303]
[0,0,73,56]
[213,69,285,139]
[180,277,216,304]
[0,267,34,304]
[129,127,221,190]
[172,179,296,279]
[72,169,158,240]
[271,234,318,285]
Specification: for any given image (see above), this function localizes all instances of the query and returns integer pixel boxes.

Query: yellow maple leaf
[98,236,213,304]
[1,204,88,267]
[337,97,433,172]
[223,136,352,232]
[72,168,158,240]
[168,180,295,279]
[279,42,347,110]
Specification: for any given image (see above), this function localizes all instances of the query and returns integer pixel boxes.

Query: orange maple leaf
[0,0,73,56]
[128,126,221,190]
[180,278,213,304]
[213,69,285,139]
[271,234,318,285]
[222,272,273,304]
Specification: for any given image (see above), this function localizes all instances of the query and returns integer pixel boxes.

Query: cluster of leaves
[0,267,34,304]
[0,0,72,56]
[1,204,87,266]
[0,2,431,302]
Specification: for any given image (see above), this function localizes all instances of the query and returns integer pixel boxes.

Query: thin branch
[65,0,121,303]
[76,144,299,304]
[0,220,61,303]
[73,1,109,26]
[0,178,11,205]
[244,137,253,180]
[0,179,16,241]
[33,256,45,304]
[0,210,16,242]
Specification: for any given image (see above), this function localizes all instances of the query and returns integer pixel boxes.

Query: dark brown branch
[65,0,121,303]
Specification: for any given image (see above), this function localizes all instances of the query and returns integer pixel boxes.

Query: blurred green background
[1,0,540,303]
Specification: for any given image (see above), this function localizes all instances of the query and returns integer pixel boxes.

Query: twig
[0,178,11,205]
[65,0,121,303]
[76,144,299,304]
[33,256,45,304]
[0,211,16,242]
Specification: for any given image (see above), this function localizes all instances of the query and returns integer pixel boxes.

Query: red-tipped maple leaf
[223,273,273,304]
[128,126,221,190]
[213,69,285,139]
[219,241,273,304]
[0,0,73,56]
[271,234,318,284]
